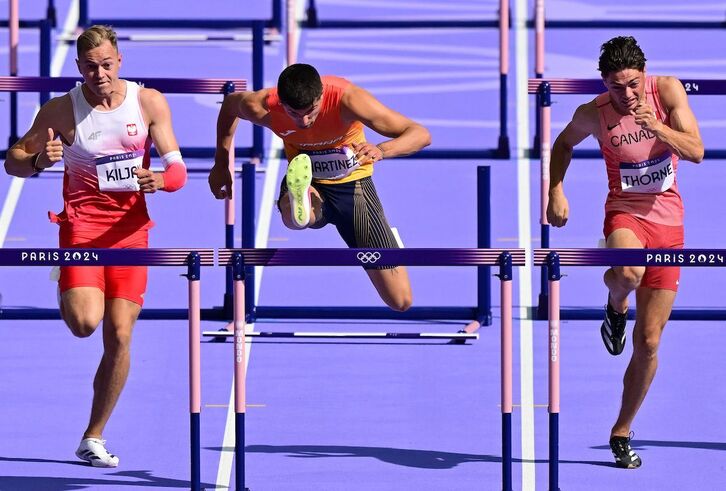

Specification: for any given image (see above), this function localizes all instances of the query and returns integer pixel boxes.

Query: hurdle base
[536,293,549,320]
[253,306,482,321]
[0,307,230,321]
[496,136,510,159]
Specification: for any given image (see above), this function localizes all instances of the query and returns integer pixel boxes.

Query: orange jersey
[267,76,372,185]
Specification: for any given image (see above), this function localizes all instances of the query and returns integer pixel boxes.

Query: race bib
[308,146,360,180]
[95,150,144,192]
[619,152,675,194]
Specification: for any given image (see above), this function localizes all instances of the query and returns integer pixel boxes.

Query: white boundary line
[214,1,304,487]
[515,0,536,488]
[0,0,79,247]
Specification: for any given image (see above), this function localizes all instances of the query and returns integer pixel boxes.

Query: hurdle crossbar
[530,78,726,321]
[224,247,523,490]
[78,0,283,31]
[302,0,510,159]
[0,249,219,322]
[203,330,479,340]
[0,248,213,491]
[240,165,499,326]
[533,248,726,490]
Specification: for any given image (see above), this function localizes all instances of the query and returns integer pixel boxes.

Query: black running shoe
[609,434,642,469]
[601,301,627,355]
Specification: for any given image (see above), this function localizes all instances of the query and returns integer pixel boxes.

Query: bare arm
[549,100,599,196]
[215,90,270,159]
[139,88,185,192]
[209,90,270,199]
[4,96,69,177]
[651,76,704,163]
[341,85,431,160]
[547,100,599,227]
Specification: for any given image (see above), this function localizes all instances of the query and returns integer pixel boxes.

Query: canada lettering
[610,128,656,147]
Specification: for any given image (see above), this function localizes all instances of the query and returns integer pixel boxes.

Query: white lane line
[214,0,304,485]
[0,0,79,248]
[213,136,283,491]
[515,0,536,488]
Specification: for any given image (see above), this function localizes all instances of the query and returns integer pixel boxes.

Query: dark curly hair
[277,64,323,110]
[598,36,647,77]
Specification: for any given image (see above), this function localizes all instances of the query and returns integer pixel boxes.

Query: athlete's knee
[386,291,413,312]
[65,314,102,338]
[615,266,644,290]
[632,330,661,360]
[104,326,133,352]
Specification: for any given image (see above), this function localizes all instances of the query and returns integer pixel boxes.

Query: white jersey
[57,80,152,231]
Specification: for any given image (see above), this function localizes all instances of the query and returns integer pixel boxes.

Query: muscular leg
[611,287,675,437]
[366,267,412,312]
[83,298,140,439]
[61,287,105,338]
[604,228,646,313]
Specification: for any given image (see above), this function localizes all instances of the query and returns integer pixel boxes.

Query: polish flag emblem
[126,124,138,136]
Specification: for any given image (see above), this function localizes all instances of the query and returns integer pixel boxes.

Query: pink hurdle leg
[547,250,562,491]
[232,253,247,491]
[187,254,202,491]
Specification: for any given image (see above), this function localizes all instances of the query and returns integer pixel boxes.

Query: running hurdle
[529,78,726,321]
[0,247,215,491]
[302,0,511,159]
[240,166,497,329]
[213,247,526,491]
[0,76,248,321]
[3,0,55,147]
[534,247,726,491]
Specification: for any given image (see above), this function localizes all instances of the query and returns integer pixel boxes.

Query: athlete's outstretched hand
[209,152,233,199]
[547,190,569,227]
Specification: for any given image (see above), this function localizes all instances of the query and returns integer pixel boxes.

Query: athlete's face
[603,68,646,114]
[76,40,122,98]
[282,97,322,129]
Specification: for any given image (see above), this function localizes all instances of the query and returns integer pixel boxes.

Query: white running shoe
[75,438,120,468]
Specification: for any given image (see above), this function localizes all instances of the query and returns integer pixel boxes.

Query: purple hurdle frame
[217,247,526,491]
[533,247,726,490]
[0,77,247,323]
[529,78,726,321]
[0,248,214,491]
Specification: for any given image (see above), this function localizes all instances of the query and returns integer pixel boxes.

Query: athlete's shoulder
[654,75,689,109]
[654,75,685,95]
[38,93,72,120]
[138,86,167,107]
[321,75,352,88]
[570,99,600,135]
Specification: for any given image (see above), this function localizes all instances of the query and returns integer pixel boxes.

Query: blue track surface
[2,1,726,490]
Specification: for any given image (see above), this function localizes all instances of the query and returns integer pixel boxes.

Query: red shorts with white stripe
[59,227,149,306]
[603,211,684,291]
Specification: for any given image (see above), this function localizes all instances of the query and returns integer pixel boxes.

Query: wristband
[31,153,43,174]
[160,151,187,192]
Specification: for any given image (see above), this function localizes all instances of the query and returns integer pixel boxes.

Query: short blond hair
[76,25,118,57]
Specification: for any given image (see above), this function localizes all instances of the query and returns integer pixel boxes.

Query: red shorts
[603,211,684,291]
[59,227,149,306]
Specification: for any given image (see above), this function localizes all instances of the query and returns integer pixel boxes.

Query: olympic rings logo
[356,251,382,264]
